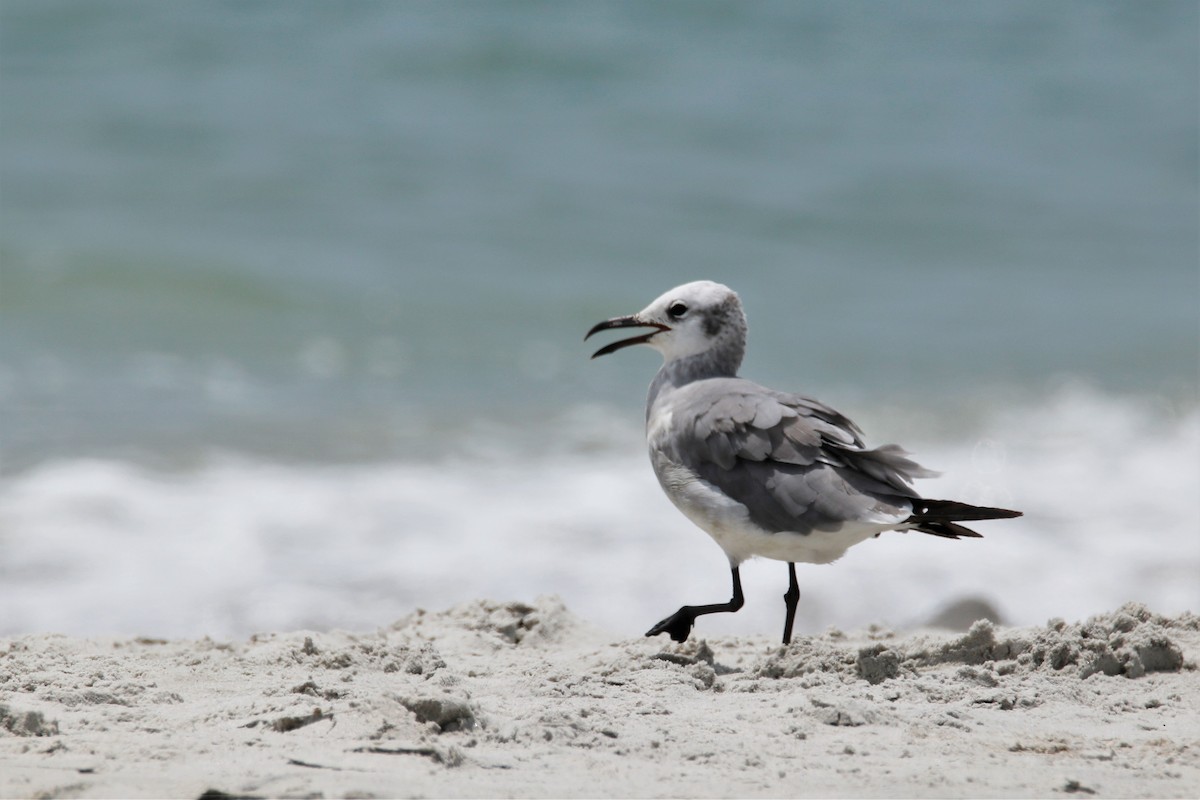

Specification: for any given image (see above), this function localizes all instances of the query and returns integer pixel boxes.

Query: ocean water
[1,1,1197,638]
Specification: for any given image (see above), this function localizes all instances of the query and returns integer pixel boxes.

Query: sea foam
[1,384,1196,638]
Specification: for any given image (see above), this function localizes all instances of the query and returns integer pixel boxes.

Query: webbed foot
[645,609,695,643]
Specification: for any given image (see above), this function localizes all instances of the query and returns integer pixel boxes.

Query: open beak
[585,316,670,359]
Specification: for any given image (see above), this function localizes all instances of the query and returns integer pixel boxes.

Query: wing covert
[659,378,935,533]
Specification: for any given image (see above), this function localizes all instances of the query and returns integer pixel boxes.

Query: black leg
[646,567,745,643]
[782,562,800,645]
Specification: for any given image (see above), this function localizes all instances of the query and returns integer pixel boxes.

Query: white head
[586,280,747,371]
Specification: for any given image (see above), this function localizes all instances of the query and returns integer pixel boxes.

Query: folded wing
[659,379,936,534]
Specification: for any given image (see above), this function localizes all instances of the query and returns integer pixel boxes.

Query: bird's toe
[645,611,694,642]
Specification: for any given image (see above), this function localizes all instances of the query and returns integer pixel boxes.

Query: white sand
[1,598,1197,799]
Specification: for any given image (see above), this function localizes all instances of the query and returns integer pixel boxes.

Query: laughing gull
[586,280,1021,645]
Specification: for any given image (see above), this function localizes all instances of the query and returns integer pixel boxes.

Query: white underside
[653,458,913,567]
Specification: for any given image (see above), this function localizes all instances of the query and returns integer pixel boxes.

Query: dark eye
[667,301,689,319]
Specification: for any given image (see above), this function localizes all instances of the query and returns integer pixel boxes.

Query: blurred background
[1,0,1197,639]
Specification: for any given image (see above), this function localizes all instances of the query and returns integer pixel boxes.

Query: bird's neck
[647,349,741,414]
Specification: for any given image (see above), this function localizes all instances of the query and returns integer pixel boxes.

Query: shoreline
[2,599,1197,799]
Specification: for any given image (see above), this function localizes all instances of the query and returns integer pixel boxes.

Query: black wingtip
[910,499,1023,522]
[905,499,1022,541]
[914,521,985,539]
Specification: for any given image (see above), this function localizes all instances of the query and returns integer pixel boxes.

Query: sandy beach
[0,598,1197,799]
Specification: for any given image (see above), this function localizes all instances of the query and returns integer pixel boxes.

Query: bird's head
[585,280,747,367]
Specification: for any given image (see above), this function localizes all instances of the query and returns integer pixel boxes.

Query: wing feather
[660,378,931,534]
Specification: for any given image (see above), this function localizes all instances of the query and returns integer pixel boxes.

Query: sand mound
[755,603,1194,687]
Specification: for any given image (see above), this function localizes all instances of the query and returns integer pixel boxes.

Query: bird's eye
[667,302,689,319]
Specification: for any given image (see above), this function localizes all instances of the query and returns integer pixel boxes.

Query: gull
[585,280,1021,645]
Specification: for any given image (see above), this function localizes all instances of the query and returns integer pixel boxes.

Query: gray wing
[661,378,937,534]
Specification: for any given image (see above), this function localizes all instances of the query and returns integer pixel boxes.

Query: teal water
[2,0,1196,467]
